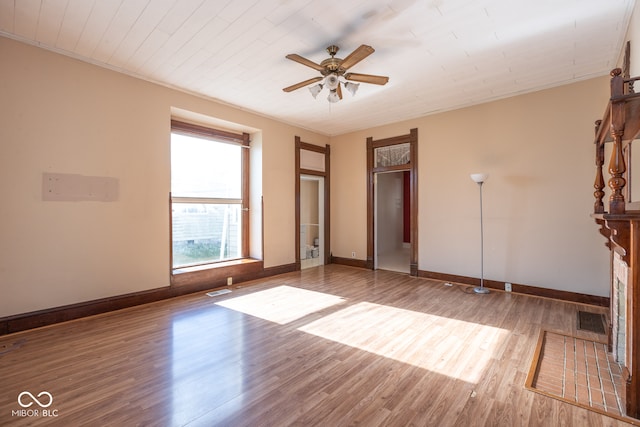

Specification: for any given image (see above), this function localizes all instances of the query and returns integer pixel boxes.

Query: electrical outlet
[351,251,356,258]
[505,282,512,292]
[227,277,233,286]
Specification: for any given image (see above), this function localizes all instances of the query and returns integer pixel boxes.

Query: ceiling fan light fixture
[284,45,388,103]
[345,81,359,96]
[327,90,340,103]
[309,83,323,98]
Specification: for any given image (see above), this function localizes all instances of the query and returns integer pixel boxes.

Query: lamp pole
[470,173,489,294]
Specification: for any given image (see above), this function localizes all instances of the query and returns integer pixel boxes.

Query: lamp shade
[327,90,340,103]
[345,81,359,96]
[470,173,489,183]
[325,74,340,90]
[308,84,323,98]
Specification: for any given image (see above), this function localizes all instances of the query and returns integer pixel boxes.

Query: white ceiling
[0,0,635,136]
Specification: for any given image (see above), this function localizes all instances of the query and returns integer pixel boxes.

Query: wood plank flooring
[0,265,633,426]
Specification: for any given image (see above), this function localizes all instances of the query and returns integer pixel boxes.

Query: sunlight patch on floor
[298,302,509,383]
[215,285,346,325]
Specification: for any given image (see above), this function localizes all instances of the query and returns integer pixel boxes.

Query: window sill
[170,258,263,288]
[173,258,261,275]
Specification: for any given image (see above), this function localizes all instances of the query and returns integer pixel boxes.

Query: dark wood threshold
[418,270,610,307]
[0,260,299,336]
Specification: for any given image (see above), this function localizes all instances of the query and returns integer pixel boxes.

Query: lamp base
[473,287,490,294]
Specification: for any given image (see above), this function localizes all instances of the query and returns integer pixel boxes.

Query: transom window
[170,120,249,269]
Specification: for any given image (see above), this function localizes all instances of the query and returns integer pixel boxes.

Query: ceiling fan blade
[344,72,389,85]
[339,44,375,70]
[285,54,325,72]
[337,82,343,100]
[283,77,323,93]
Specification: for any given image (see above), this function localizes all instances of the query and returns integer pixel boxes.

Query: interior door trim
[295,137,330,270]
[367,128,418,275]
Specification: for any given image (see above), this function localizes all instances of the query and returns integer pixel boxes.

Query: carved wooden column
[594,120,605,213]
[608,130,627,214]
[609,68,627,215]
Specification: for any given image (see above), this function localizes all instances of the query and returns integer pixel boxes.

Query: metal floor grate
[578,311,606,334]
[206,289,232,297]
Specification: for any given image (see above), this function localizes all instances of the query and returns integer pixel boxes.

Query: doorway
[366,128,418,275]
[300,175,325,269]
[375,171,410,273]
[295,137,330,271]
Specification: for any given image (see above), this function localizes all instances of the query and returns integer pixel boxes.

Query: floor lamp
[470,173,489,294]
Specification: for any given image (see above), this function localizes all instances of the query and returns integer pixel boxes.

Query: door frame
[295,137,330,270]
[367,128,418,275]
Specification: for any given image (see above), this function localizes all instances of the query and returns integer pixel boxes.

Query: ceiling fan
[283,44,389,103]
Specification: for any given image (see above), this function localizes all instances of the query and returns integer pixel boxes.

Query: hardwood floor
[0,265,633,426]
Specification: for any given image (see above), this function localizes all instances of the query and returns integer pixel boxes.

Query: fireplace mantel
[591,52,640,418]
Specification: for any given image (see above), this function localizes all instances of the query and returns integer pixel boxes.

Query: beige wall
[0,21,630,318]
[331,77,612,296]
[0,37,328,317]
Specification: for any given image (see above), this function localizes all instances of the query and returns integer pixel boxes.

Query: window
[375,143,410,167]
[170,120,249,269]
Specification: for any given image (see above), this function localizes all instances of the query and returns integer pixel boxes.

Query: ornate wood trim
[592,57,640,419]
[593,215,633,264]
[611,220,631,264]
[594,120,606,213]
[592,66,640,215]
[609,127,627,214]
[595,218,612,250]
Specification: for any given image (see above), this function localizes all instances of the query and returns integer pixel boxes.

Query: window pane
[171,133,241,198]
[172,203,242,267]
[300,149,325,172]
[375,143,410,167]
